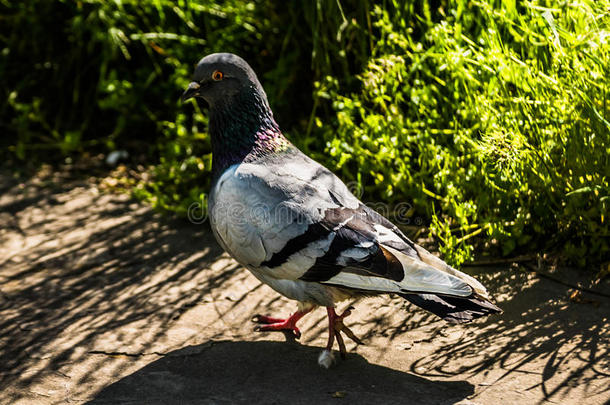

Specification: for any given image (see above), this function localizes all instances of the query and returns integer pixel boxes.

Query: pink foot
[251,309,312,339]
[326,306,362,358]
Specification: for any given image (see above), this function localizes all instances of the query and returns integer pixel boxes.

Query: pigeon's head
[181,53,266,108]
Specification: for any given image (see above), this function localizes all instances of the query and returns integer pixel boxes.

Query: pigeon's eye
[212,70,224,81]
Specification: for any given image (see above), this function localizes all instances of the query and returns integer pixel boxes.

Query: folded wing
[210,150,500,321]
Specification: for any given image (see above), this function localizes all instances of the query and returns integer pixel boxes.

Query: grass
[1,0,608,268]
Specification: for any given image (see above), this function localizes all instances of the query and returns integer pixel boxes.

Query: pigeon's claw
[334,307,363,346]
[251,314,285,324]
[251,309,312,339]
[253,322,301,339]
[326,306,362,359]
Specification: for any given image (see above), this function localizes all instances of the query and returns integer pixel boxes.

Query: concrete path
[0,171,608,404]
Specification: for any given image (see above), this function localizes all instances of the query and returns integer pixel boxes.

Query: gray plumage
[182,53,501,340]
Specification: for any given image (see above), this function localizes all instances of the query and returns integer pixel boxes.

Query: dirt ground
[1,170,609,405]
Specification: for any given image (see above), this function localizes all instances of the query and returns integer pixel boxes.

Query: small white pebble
[105,150,129,166]
[318,349,335,369]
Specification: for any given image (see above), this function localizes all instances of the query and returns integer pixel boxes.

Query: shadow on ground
[0,172,233,403]
[0,171,609,404]
[405,265,610,404]
[88,341,474,405]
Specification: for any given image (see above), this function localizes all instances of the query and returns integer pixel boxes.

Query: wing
[210,148,491,299]
[263,201,485,298]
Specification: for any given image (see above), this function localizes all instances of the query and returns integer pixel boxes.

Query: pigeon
[182,53,501,368]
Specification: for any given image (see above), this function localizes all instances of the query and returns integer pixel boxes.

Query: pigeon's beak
[181,81,201,102]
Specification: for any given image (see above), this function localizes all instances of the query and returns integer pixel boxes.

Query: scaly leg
[319,306,363,368]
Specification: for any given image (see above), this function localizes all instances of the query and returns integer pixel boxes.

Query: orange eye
[212,70,223,81]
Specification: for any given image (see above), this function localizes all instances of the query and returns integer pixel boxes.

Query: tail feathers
[400,293,502,323]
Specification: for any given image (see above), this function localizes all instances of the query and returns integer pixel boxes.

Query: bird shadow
[86,340,475,405]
